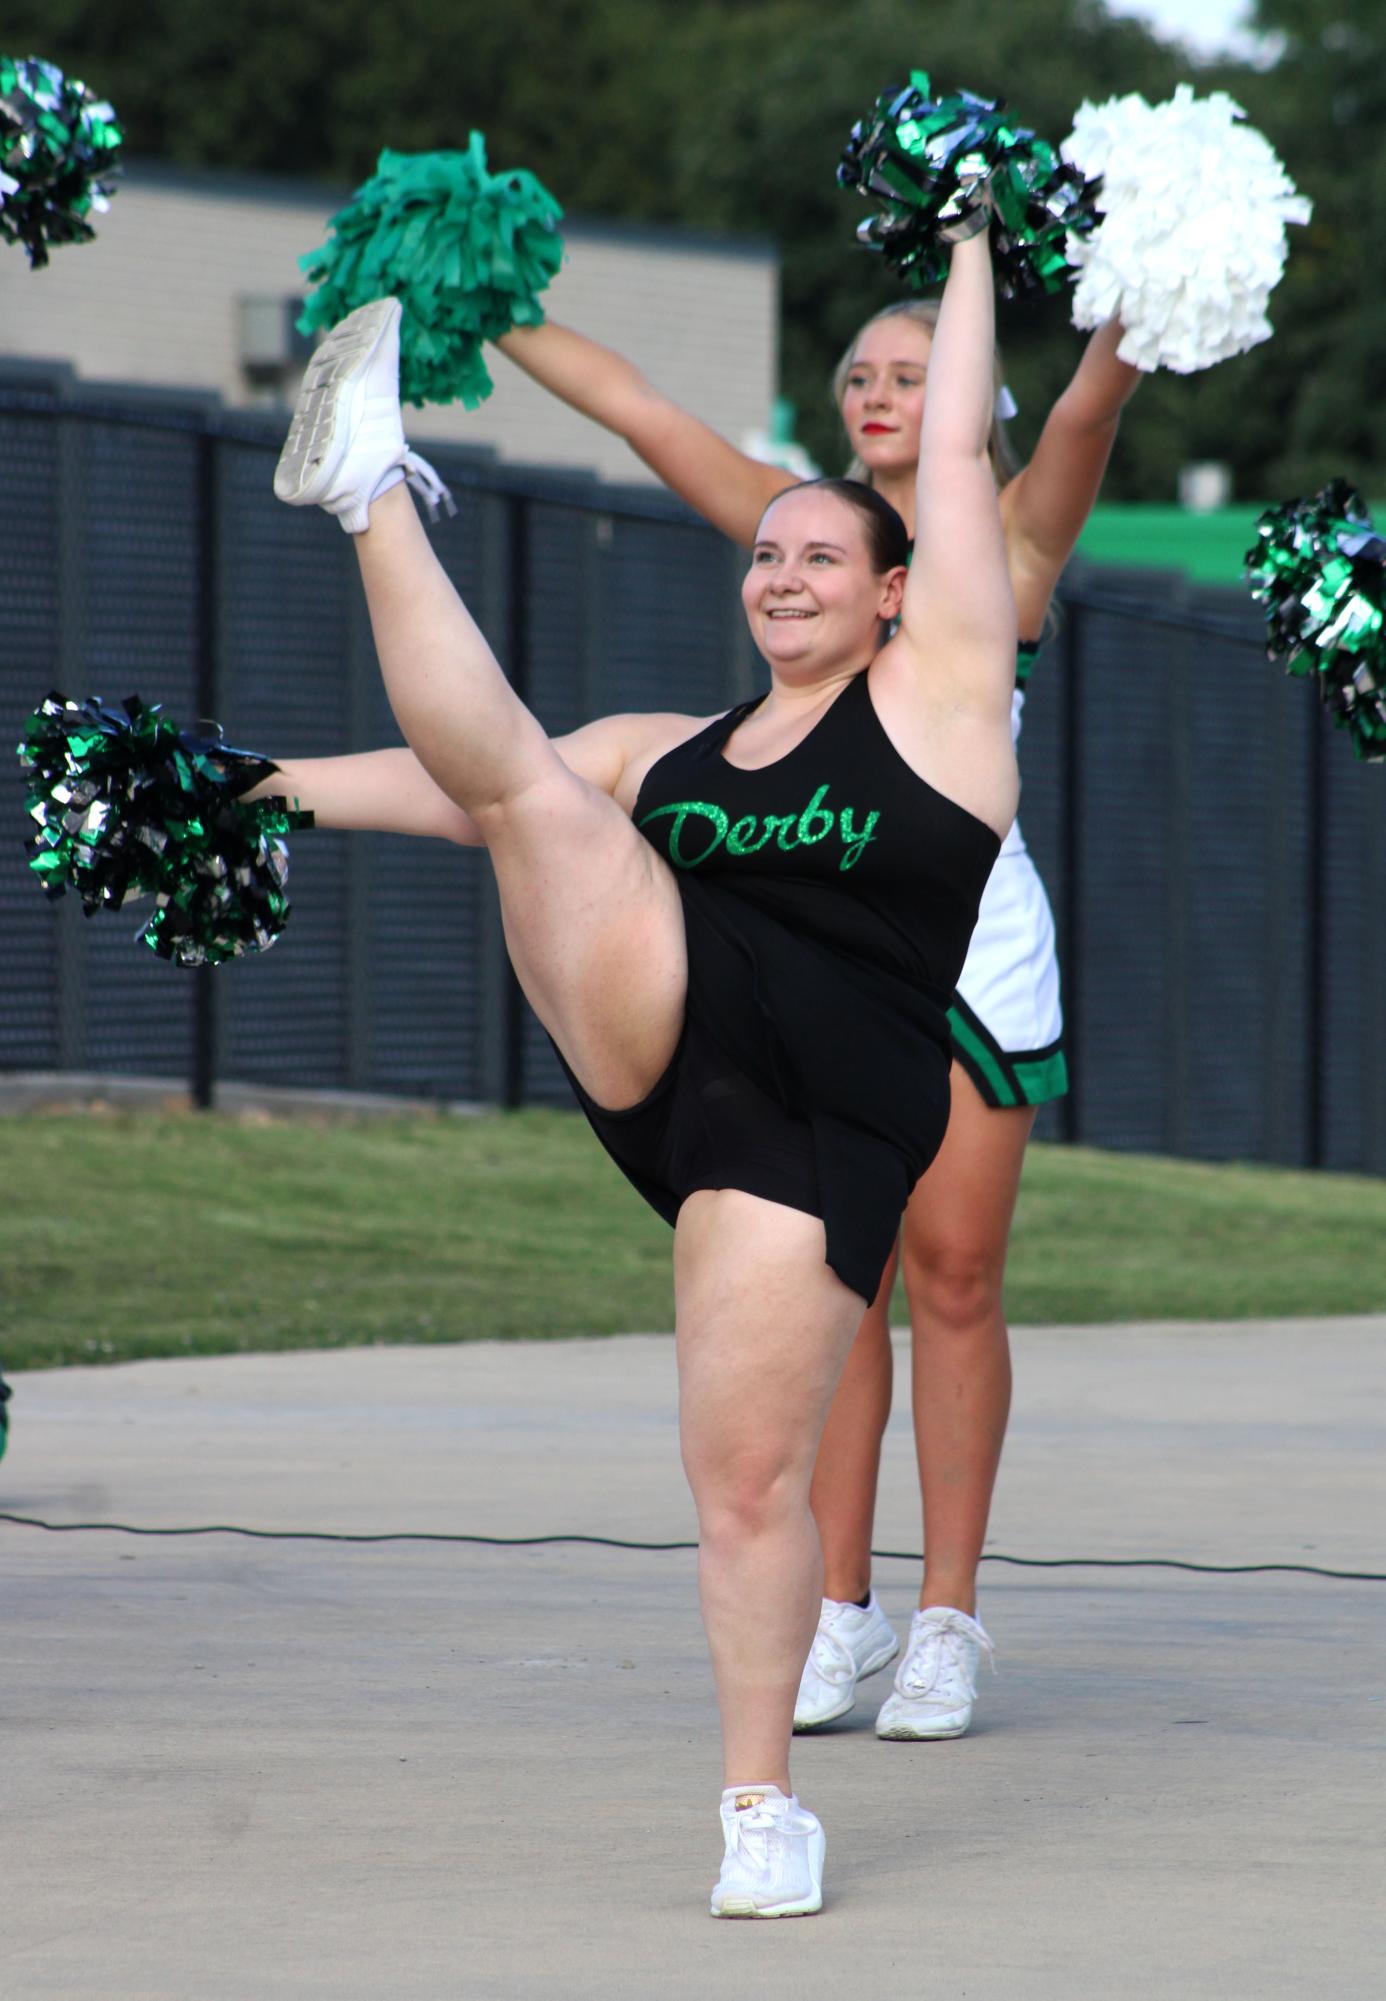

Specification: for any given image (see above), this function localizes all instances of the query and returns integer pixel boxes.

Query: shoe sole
[711,1892,823,1918]
[711,1827,826,1918]
[876,1710,972,1741]
[793,1635,901,1731]
[273,298,400,508]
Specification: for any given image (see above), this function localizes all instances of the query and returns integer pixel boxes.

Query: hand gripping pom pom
[1246,483,1386,762]
[1061,86,1311,373]
[18,695,315,967]
[838,71,1100,300]
[298,137,564,409]
[0,54,122,268]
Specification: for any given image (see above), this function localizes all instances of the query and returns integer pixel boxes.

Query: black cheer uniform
[560,668,1000,1302]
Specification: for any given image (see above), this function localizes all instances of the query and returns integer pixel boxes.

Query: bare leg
[675,1190,865,1791]
[352,485,685,1106]
[809,1245,896,1602]
[805,1067,1034,1617]
[901,1068,1034,1615]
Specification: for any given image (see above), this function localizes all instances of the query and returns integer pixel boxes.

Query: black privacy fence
[3,369,1385,1174]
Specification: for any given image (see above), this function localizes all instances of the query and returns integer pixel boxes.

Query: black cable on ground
[1,1511,1380,1581]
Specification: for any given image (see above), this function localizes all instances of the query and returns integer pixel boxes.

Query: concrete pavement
[4,1319,1384,1999]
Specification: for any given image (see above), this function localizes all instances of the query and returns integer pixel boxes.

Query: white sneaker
[273,297,454,535]
[710,1785,825,1918]
[875,1607,995,1740]
[793,1592,899,1730]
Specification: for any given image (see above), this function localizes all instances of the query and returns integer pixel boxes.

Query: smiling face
[837,313,932,480]
[740,485,906,677]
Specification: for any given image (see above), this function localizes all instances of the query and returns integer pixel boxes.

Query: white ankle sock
[369,465,406,506]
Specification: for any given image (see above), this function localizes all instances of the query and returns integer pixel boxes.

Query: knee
[686,1445,805,1548]
[901,1234,1004,1338]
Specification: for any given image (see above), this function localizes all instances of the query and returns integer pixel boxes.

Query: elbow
[1054,383,1130,438]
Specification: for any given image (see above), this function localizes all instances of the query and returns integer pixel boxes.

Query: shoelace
[402,451,457,524]
[807,1618,859,1688]
[899,1615,996,1700]
[731,1800,789,1869]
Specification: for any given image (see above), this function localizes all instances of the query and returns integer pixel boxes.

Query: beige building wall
[0,163,778,483]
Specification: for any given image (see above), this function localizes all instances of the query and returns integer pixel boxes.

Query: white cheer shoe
[710,1785,825,1918]
[875,1606,995,1740]
[273,296,454,534]
[793,1592,900,1730]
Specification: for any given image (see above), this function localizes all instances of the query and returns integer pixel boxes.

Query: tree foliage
[1209,0,1386,495]
[9,0,1383,498]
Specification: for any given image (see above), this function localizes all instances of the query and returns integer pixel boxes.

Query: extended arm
[896,230,1017,721]
[495,320,797,546]
[254,748,483,843]
[1000,318,1141,630]
[246,712,692,841]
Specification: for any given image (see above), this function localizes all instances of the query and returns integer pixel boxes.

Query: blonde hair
[832,299,1020,487]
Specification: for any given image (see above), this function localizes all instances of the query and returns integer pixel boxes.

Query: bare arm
[496,320,797,547]
[252,748,484,843]
[894,230,1017,722]
[246,712,698,841]
[872,231,1018,839]
[1000,318,1141,631]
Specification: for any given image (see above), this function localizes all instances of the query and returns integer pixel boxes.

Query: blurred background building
[0,161,779,485]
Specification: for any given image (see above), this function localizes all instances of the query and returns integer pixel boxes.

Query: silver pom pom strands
[1246,483,1386,762]
[0,54,122,269]
[838,70,1099,299]
[299,137,564,409]
[1061,87,1311,373]
[19,694,314,967]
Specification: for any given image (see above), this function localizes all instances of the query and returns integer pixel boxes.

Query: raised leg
[674,1189,865,1791]
[353,484,686,1108]
[273,298,687,1109]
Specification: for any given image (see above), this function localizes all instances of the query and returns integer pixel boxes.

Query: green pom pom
[0,53,123,269]
[838,71,1097,300]
[1246,482,1386,762]
[297,136,564,409]
[18,693,313,967]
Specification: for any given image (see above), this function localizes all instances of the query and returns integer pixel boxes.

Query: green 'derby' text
[639,784,880,873]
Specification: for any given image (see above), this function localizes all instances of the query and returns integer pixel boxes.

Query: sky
[1104,0,1279,63]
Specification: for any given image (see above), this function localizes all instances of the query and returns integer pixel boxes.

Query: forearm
[916,231,996,480]
[1000,321,1142,594]
[903,232,1015,685]
[245,749,481,844]
[495,319,653,439]
[1054,318,1142,432]
[497,317,790,546]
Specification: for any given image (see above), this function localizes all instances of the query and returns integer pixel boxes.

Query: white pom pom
[1060,85,1311,373]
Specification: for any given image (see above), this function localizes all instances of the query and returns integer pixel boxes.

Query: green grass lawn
[2,1107,1384,1370]
[1077,503,1386,588]
[1078,504,1262,586]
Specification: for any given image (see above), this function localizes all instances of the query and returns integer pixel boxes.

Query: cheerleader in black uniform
[493,298,1138,1737]
[263,226,1016,1916]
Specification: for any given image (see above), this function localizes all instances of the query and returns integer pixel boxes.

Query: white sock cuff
[369,464,407,506]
